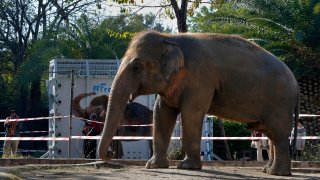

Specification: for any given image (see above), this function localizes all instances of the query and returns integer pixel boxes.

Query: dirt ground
[1,162,320,180]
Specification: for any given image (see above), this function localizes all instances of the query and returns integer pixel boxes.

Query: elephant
[72,92,108,133]
[72,92,153,159]
[98,31,299,176]
[72,92,108,158]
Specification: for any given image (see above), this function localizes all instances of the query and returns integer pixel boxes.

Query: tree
[0,0,99,116]
[0,0,98,71]
[170,0,188,32]
[0,49,16,117]
[109,0,212,33]
[19,12,169,104]
[211,119,251,160]
[16,12,168,118]
[190,0,320,77]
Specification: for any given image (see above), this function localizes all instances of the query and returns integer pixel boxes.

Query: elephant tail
[291,82,300,159]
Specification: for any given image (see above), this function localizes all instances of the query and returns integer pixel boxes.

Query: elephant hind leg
[266,138,291,176]
[262,114,292,176]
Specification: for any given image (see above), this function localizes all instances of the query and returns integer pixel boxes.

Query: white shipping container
[46,59,155,159]
[169,115,215,161]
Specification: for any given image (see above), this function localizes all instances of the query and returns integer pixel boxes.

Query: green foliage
[0,50,16,116]
[20,12,156,81]
[303,135,320,161]
[168,147,184,160]
[190,0,320,78]
[14,12,169,117]
[19,39,59,85]
[2,153,32,159]
[211,119,251,160]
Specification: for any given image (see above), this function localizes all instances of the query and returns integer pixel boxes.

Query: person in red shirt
[82,106,105,159]
[3,110,22,158]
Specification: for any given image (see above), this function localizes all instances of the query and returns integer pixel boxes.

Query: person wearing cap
[2,110,23,157]
[290,119,306,160]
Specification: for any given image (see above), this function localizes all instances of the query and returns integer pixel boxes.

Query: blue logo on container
[92,83,111,93]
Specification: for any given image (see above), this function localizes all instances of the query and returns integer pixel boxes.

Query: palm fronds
[191,0,320,76]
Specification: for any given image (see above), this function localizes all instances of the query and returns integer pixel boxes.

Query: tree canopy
[190,0,320,77]
[0,0,170,117]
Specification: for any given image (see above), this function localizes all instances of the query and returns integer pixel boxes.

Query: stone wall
[298,75,320,136]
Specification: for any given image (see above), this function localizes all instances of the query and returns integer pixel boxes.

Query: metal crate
[49,59,120,79]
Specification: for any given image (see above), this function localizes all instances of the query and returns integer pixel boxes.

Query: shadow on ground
[1,163,319,180]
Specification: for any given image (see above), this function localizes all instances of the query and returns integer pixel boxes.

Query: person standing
[291,120,306,160]
[3,110,22,157]
[81,105,106,159]
[251,131,263,161]
[251,131,269,161]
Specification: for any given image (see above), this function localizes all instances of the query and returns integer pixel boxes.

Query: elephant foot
[107,151,114,159]
[262,166,268,173]
[262,160,272,173]
[100,151,114,161]
[266,166,292,176]
[145,156,169,169]
[177,158,202,170]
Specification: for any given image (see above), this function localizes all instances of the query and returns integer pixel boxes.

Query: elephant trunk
[72,93,90,118]
[98,72,136,160]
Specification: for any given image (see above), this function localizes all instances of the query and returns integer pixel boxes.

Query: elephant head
[98,31,185,160]
[72,92,108,133]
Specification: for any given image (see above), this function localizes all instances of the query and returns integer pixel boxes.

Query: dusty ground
[1,162,320,180]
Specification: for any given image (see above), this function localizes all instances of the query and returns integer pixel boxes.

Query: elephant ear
[161,40,184,82]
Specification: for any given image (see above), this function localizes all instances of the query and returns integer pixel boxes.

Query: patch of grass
[168,147,184,160]
[1,154,32,159]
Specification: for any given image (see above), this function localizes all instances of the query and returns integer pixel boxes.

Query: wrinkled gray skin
[98,31,299,176]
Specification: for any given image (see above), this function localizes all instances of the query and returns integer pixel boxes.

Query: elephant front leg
[177,111,204,170]
[146,98,179,169]
[114,140,123,159]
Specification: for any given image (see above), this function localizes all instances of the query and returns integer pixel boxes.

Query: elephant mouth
[90,113,97,120]
[129,93,138,103]
[129,85,142,102]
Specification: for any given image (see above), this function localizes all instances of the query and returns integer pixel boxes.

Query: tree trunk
[171,0,188,33]
[28,80,42,117]
[218,118,232,160]
[18,86,28,118]
[170,0,188,158]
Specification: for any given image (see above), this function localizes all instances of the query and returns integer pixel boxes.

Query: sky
[96,0,210,33]
[98,0,178,31]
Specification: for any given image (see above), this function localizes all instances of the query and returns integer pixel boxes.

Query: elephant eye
[132,61,144,74]
[96,106,104,112]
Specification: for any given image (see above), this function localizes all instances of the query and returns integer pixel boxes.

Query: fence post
[68,69,74,158]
